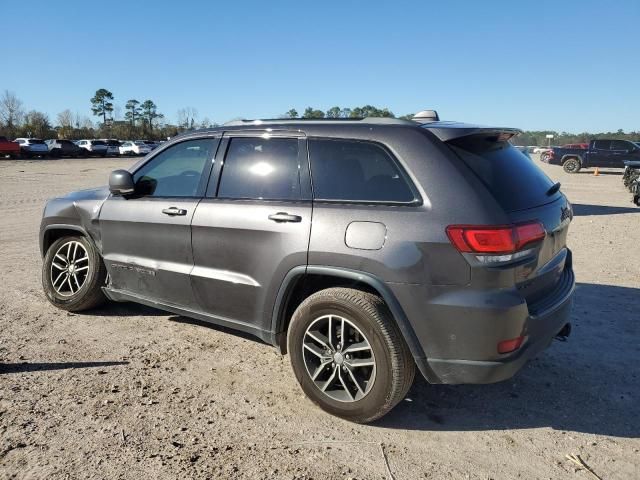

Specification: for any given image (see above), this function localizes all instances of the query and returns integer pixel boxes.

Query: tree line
[0,89,217,141]
[1,90,638,145]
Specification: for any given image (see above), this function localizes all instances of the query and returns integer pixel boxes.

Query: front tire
[563,157,581,173]
[287,288,415,423]
[42,235,107,311]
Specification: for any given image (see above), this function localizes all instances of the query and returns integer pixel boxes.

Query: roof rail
[223,117,413,127]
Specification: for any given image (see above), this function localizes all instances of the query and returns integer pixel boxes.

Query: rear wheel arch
[271,266,427,362]
[561,154,583,165]
[561,155,582,173]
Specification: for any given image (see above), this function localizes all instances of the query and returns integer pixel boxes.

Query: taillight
[446,222,545,264]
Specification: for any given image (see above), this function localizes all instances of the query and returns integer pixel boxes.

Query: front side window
[610,140,633,151]
[308,139,416,203]
[217,137,300,200]
[133,138,216,197]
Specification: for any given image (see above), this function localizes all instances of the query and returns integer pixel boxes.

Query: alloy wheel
[302,314,376,402]
[50,240,90,297]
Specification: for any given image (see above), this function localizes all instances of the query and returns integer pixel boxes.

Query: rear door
[100,136,219,308]
[590,140,613,167]
[190,131,311,333]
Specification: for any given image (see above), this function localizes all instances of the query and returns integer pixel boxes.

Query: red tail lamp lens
[446,222,545,254]
[497,336,525,354]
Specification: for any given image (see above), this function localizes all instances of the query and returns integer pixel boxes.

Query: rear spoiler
[421,121,522,143]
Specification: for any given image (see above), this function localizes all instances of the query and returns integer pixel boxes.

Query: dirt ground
[0,155,638,480]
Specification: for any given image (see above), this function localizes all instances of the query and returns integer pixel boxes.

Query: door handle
[268,212,302,223]
[162,207,187,216]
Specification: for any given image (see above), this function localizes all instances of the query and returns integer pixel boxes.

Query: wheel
[563,157,581,173]
[287,287,415,423]
[42,235,107,312]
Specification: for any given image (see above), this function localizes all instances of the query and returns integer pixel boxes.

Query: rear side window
[217,137,301,200]
[593,140,611,150]
[308,139,415,203]
[448,135,557,212]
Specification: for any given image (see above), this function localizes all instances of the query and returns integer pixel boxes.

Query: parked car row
[0,137,163,159]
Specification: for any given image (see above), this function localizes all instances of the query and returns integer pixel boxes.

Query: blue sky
[3,0,639,132]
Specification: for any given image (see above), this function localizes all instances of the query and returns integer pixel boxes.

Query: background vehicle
[100,139,121,156]
[46,139,85,158]
[623,160,640,206]
[119,140,151,156]
[39,117,574,423]
[76,139,108,157]
[547,139,640,173]
[14,138,49,158]
[533,146,550,153]
[0,136,21,158]
[142,140,161,150]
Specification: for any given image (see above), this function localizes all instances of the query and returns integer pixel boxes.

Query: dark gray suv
[40,116,574,422]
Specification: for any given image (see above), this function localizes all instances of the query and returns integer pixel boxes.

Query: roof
[173,118,522,143]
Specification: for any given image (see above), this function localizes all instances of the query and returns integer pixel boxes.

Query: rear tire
[287,287,415,423]
[42,235,107,312]
[563,157,581,173]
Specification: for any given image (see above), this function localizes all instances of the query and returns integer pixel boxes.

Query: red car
[0,136,21,158]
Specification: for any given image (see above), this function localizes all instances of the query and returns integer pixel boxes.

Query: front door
[100,136,219,308]
[190,134,311,333]
[609,140,636,168]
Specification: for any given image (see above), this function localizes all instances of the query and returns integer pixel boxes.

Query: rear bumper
[390,260,575,385]
[424,284,573,383]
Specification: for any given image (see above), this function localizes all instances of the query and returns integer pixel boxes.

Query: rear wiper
[546,182,561,196]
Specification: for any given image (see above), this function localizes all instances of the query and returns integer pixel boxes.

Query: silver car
[14,138,49,158]
[76,139,108,157]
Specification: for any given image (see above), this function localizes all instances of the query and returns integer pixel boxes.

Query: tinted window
[593,140,611,150]
[308,139,415,203]
[448,135,557,212]
[30,139,45,144]
[218,137,300,200]
[610,140,633,151]
[133,138,216,197]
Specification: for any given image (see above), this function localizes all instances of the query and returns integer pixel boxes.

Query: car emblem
[560,205,572,222]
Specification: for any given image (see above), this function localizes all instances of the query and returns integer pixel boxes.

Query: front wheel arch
[41,225,90,257]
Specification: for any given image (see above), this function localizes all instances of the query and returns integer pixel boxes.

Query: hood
[60,185,111,202]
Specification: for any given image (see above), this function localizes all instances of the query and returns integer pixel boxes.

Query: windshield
[30,139,46,144]
[91,140,106,146]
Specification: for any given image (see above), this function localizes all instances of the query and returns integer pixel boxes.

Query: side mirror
[109,169,135,195]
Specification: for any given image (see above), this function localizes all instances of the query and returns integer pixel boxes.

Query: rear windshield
[30,139,46,144]
[448,135,558,212]
[91,140,106,145]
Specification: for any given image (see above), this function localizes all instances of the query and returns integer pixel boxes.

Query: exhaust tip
[555,323,572,342]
